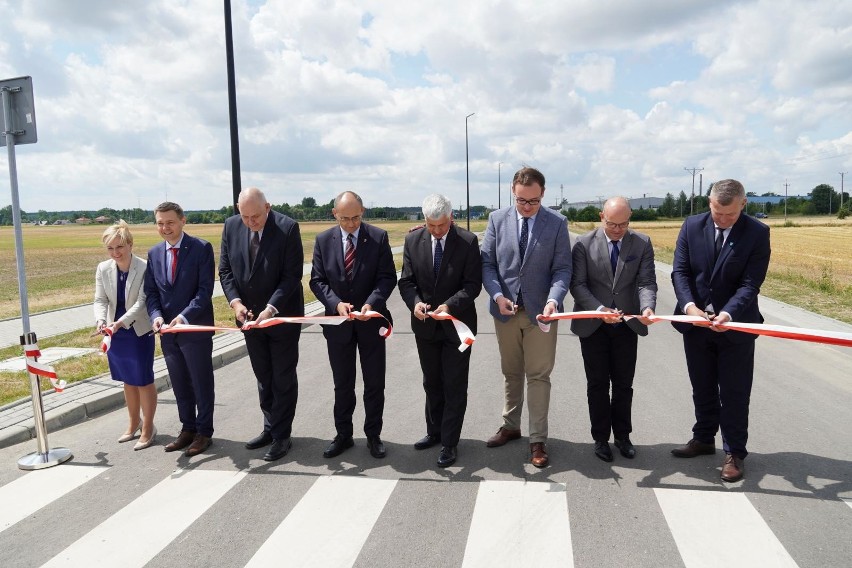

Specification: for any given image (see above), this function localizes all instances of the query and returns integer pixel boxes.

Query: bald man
[219,187,305,462]
[569,197,657,463]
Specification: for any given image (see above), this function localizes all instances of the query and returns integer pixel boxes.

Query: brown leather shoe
[671,438,716,458]
[185,434,212,457]
[721,453,744,482]
[486,427,522,447]
[164,430,195,452]
[530,442,549,468]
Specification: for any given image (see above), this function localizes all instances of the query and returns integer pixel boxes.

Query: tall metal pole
[224,0,242,212]
[684,167,703,215]
[497,162,502,209]
[841,172,847,212]
[3,83,72,470]
[784,179,789,222]
[465,113,474,230]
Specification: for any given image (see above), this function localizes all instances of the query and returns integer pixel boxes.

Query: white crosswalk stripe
[462,480,573,567]
[0,465,107,534]
[655,488,799,568]
[246,476,397,568]
[40,469,246,568]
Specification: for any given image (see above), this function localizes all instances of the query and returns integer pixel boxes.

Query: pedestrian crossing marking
[40,468,246,568]
[655,488,798,568]
[245,475,398,568]
[0,465,107,534]
[462,480,573,567]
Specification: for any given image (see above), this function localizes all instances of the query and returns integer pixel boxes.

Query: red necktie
[169,247,179,283]
[344,234,355,281]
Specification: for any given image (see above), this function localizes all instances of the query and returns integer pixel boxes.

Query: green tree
[658,193,676,217]
[301,197,317,209]
[809,184,835,214]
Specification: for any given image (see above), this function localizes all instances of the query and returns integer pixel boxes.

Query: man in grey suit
[570,197,657,462]
[481,166,572,468]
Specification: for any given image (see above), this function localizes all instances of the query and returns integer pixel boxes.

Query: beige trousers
[493,310,558,443]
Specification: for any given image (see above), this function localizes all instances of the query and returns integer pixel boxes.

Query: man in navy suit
[570,197,657,462]
[144,201,216,457]
[219,187,304,462]
[398,194,482,468]
[670,179,771,482]
[309,191,397,459]
[481,167,572,468]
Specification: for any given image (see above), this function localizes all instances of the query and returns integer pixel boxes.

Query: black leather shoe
[437,446,457,468]
[614,438,636,459]
[263,438,292,461]
[245,431,273,450]
[323,436,354,458]
[594,441,614,462]
[367,436,386,458]
[414,434,440,450]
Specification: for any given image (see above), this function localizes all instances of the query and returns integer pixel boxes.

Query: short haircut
[102,219,133,246]
[422,194,453,220]
[238,187,268,207]
[334,191,364,208]
[154,201,184,218]
[512,167,546,191]
[710,179,745,205]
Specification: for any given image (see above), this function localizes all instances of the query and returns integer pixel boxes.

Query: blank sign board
[1,75,37,146]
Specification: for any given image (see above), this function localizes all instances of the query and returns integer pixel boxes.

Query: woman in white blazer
[94,221,157,450]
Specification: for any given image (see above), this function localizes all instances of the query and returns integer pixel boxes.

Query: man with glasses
[310,191,397,460]
[569,197,657,462]
[481,166,571,468]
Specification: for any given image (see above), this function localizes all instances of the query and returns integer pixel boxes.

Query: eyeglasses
[515,197,542,206]
[603,218,630,230]
[339,215,362,223]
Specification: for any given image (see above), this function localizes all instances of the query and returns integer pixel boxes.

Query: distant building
[562,197,665,210]
[94,215,111,224]
[53,220,70,225]
[75,217,91,224]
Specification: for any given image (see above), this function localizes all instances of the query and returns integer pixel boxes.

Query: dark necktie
[169,247,179,284]
[517,217,529,307]
[433,238,443,278]
[610,240,620,275]
[714,227,724,262]
[249,231,260,270]
[344,233,355,281]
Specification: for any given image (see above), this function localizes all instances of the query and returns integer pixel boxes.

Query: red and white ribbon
[427,311,476,352]
[533,310,852,348]
[99,328,113,353]
[159,310,394,339]
[23,343,67,392]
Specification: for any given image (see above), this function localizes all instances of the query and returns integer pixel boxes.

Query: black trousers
[244,324,300,441]
[579,323,638,442]
[415,323,471,447]
[682,328,755,458]
[326,320,386,439]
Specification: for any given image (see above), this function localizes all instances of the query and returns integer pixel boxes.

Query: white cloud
[0,0,849,211]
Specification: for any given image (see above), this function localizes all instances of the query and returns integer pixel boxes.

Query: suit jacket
[94,255,152,337]
[144,233,215,328]
[569,227,657,338]
[481,206,572,324]
[398,224,482,339]
[671,211,770,340]
[309,222,397,341]
[219,210,305,319]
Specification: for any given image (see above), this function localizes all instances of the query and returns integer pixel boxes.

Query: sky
[0,0,850,212]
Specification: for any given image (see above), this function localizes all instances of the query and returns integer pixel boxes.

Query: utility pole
[497,161,502,209]
[840,172,847,212]
[784,179,790,222]
[684,167,703,215]
[560,183,564,211]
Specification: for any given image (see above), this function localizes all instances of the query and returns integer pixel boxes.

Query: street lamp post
[465,112,475,230]
[497,161,502,209]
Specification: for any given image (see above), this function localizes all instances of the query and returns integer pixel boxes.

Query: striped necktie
[344,233,355,281]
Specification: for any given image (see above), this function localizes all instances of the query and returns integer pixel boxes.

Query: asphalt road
[1,268,851,568]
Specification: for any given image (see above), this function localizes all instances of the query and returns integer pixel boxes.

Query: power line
[684,167,703,215]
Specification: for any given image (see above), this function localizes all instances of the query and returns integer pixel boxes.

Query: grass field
[0,215,848,406]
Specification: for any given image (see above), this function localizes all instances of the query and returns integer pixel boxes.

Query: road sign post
[1,75,73,469]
